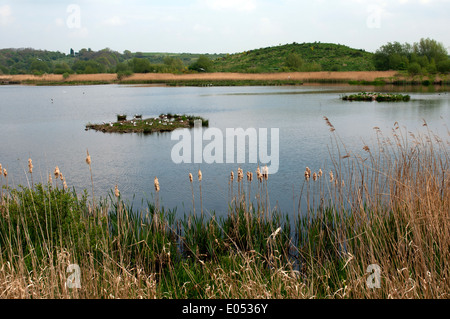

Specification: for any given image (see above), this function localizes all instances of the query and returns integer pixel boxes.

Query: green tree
[30,59,50,74]
[163,56,184,72]
[285,52,304,71]
[189,55,213,72]
[123,50,133,60]
[374,41,411,70]
[413,38,448,64]
[408,62,422,76]
[131,58,154,73]
[437,60,450,73]
[426,58,437,74]
[53,62,72,74]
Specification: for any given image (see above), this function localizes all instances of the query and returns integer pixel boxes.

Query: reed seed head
[54,166,60,179]
[237,168,243,182]
[63,178,68,190]
[230,171,234,182]
[329,170,334,183]
[323,116,335,132]
[198,169,202,182]
[3,169,7,177]
[0,163,2,172]
[313,172,318,181]
[154,177,160,192]
[48,173,52,184]
[263,165,269,180]
[60,172,64,181]
[189,173,193,183]
[28,158,33,174]
[318,169,323,178]
[256,166,262,182]
[86,150,91,165]
[305,169,310,181]
[114,185,120,198]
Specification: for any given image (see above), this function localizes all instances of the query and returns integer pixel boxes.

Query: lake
[1,84,449,217]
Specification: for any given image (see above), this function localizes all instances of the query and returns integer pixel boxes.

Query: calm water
[1,84,449,216]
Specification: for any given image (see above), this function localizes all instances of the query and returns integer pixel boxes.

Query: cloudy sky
[0,0,449,54]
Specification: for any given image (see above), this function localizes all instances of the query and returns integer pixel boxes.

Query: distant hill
[0,43,375,75]
[212,42,376,73]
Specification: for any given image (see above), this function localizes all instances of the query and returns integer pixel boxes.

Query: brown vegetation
[0,71,399,84]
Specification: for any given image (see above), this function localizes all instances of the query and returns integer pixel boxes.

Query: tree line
[0,38,448,76]
[0,47,218,76]
[373,38,450,75]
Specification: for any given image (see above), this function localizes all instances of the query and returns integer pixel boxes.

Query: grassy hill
[212,42,376,73]
[0,42,376,75]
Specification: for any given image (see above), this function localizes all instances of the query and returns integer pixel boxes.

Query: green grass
[212,42,376,73]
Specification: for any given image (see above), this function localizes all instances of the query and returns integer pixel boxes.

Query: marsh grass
[0,121,448,299]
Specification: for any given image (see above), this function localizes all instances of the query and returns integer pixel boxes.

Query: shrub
[408,62,422,75]
[437,60,450,73]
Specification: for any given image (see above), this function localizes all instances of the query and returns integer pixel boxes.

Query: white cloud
[68,27,89,38]
[0,5,13,26]
[193,23,213,33]
[55,18,65,27]
[102,16,126,27]
[201,0,257,12]
[257,18,282,37]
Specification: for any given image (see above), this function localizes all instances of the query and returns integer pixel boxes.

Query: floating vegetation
[341,92,411,102]
[86,113,209,134]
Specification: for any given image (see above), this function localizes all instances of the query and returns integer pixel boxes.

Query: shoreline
[1,71,448,88]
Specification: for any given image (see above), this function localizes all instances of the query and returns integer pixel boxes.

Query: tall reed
[0,121,448,299]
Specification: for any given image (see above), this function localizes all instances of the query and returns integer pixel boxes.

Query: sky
[0,0,449,55]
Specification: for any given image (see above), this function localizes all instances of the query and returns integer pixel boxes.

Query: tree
[285,52,304,71]
[189,55,213,72]
[30,59,50,74]
[374,41,411,70]
[408,62,421,76]
[123,50,133,60]
[413,38,448,64]
[131,57,154,73]
[437,60,450,73]
[53,62,72,74]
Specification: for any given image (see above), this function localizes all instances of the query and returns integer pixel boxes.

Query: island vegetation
[85,113,209,134]
[341,92,411,102]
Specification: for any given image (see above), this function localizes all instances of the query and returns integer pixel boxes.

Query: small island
[86,113,209,134]
[341,92,411,102]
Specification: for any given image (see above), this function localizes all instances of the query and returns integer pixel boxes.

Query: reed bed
[0,121,448,299]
